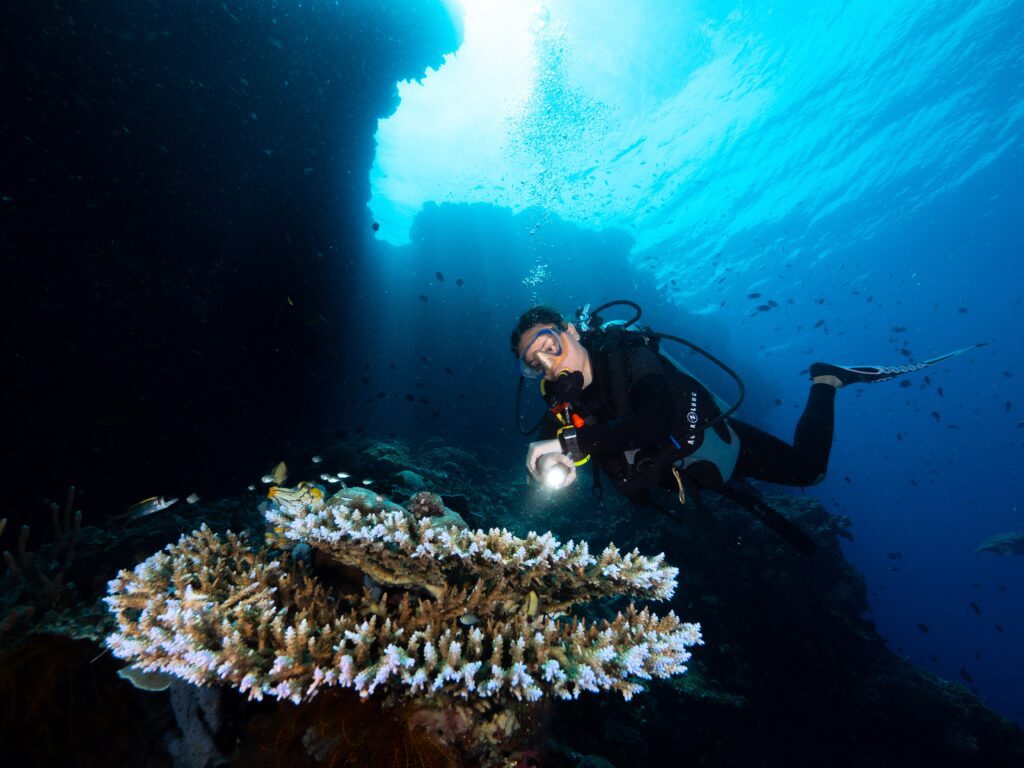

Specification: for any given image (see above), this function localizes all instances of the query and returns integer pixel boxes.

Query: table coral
[105,484,701,765]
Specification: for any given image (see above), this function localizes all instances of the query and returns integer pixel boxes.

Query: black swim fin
[810,343,986,386]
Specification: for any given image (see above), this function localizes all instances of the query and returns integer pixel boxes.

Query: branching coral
[1,487,84,644]
[105,484,701,764]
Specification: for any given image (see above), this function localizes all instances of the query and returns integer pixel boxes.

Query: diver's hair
[510,305,566,355]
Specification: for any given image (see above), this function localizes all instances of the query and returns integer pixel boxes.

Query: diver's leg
[731,383,836,486]
[792,381,836,464]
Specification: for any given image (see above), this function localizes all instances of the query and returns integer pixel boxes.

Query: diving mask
[518,326,568,378]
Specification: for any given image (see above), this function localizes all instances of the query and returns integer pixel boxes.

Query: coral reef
[0,487,89,645]
[105,484,700,765]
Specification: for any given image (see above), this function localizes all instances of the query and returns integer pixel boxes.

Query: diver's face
[517,323,588,381]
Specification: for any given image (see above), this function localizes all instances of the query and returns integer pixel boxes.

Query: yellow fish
[524,590,539,617]
[267,482,325,516]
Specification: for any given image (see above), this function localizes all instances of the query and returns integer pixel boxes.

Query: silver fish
[126,496,178,520]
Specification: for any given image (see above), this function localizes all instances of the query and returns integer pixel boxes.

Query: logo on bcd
[686,391,698,443]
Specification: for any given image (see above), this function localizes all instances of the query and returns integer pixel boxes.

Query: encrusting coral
[105,483,701,764]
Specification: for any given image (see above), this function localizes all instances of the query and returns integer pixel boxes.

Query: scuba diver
[512,300,983,555]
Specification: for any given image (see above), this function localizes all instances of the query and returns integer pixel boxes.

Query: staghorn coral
[1,487,86,646]
[105,484,701,764]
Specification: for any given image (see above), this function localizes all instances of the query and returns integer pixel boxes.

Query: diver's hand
[526,440,577,488]
[526,439,563,480]
[537,452,577,489]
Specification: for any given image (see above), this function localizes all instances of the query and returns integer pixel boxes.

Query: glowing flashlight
[543,462,569,489]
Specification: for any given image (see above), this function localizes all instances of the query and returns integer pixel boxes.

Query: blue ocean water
[357,0,1024,723]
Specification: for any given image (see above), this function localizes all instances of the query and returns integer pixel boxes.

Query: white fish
[247,484,256,491]
[320,473,333,481]
[311,455,323,464]
[261,474,275,484]
[337,472,351,479]
[361,479,374,485]
[186,493,200,504]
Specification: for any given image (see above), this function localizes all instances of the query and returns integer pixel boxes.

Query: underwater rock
[395,469,427,490]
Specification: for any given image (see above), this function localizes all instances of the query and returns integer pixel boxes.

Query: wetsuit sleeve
[576,346,673,457]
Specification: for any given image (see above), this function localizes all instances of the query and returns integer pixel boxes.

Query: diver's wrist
[558,426,582,459]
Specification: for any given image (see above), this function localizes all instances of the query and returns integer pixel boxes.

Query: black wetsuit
[544,340,836,497]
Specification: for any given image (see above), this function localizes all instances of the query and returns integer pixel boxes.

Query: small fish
[937,387,944,397]
[267,482,326,514]
[959,667,973,684]
[995,624,1004,633]
[362,479,374,485]
[899,380,912,388]
[247,484,256,491]
[337,472,351,479]
[747,292,762,299]
[886,551,902,560]
[767,299,778,308]
[774,398,782,406]
[524,590,539,616]
[891,326,907,333]
[958,307,968,314]
[969,601,981,616]
[455,278,464,287]
[459,614,480,626]
[756,304,772,312]
[916,623,929,634]
[931,411,941,422]
[186,493,200,504]
[435,271,444,282]
[813,319,825,328]
[1003,370,1014,378]
[311,455,323,464]
[419,294,429,302]
[126,496,178,520]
